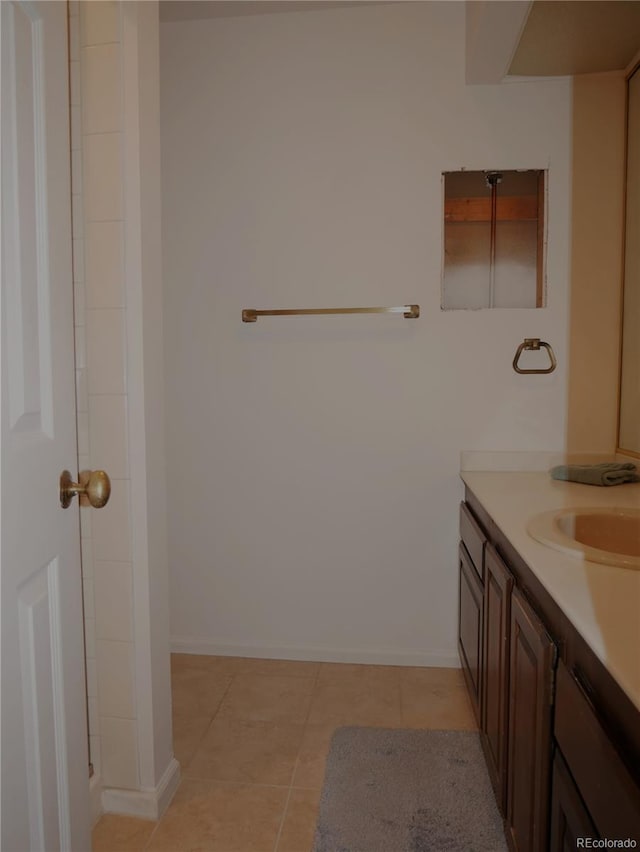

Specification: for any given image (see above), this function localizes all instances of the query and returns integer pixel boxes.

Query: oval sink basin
[527,507,640,570]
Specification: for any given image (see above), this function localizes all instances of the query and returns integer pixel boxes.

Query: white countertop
[461,471,640,712]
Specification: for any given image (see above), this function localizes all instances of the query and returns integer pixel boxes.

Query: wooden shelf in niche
[442,169,546,309]
[445,195,539,223]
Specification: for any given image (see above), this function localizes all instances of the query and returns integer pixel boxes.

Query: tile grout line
[138,660,322,852]
[140,667,237,852]
[271,781,295,852]
[271,663,321,852]
[177,775,292,790]
[180,672,236,778]
[140,812,162,852]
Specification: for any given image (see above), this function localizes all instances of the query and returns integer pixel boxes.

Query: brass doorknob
[60,469,111,509]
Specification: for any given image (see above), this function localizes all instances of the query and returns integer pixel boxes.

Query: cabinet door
[549,750,598,852]
[458,543,483,724]
[482,544,513,811]
[554,661,640,842]
[506,588,555,852]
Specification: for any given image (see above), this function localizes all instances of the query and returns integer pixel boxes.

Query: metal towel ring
[513,338,557,374]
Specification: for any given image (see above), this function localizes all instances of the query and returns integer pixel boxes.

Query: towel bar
[242,305,420,323]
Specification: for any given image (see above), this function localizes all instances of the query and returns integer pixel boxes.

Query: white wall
[160,2,572,665]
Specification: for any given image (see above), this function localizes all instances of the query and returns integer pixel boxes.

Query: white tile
[77,410,90,457]
[83,133,122,222]
[100,717,139,790]
[70,15,80,60]
[83,575,95,620]
[74,325,86,370]
[81,536,93,576]
[94,561,133,642]
[84,616,97,659]
[81,44,121,135]
[85,221,124,308]
[85,308,126,394]
[73,280,85,327]
[81,1,120,47]
[91,478,132,563]
[89,736,102,777]
[72,236,85,284]
[70,59,81,107]
[86,657,98,698]
[76,367,88,414]
[72,193,83,241]
[79,503,92,540]
[88,394,129,479]
[73,239,85,289]
[71,148,83,196]
[88,696,100,737]
[71,106,82,150]
[96,640,135,718]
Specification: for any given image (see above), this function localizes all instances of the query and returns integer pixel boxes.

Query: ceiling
[159,0,640,79]
[159,1,385,22]
[509,1,640,76]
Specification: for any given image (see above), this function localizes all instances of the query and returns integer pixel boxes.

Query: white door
[2,2,91,850]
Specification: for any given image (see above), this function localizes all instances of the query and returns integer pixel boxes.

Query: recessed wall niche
[442,169,546,310]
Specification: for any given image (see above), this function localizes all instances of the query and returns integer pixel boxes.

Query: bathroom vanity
[457,471,640,852]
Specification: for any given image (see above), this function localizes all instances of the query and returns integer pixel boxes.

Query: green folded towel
[550,462,640,486]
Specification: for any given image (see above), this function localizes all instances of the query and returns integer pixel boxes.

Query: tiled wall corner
[83,133,124,221]
[74,0,140,794]
[96,640,136,718]
[100,717,140,790]
[80,0,120,48]
[91,479,133,564]
[94,561,133,641]
[85,308,127,394]
[81,43,121,135]
[85,221,125,308]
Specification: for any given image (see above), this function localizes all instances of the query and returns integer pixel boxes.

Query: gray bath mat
[312,727,508,852]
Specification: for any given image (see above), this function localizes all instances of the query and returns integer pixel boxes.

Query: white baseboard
[170,636,460,668]
[101,757,180,821]
[89,773,103,826]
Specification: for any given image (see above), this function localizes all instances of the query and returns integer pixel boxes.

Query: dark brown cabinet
[549,751,597,852]
[459,494,640,852]
[506,587,555,852]
[482,544,513,810]
[459,504,556,851]
[553,661,640,843]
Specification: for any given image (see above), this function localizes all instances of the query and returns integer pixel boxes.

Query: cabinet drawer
[555,660,640,842]
[460,502,486,580]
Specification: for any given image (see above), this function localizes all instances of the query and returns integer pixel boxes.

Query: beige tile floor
[92,655,476,852]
